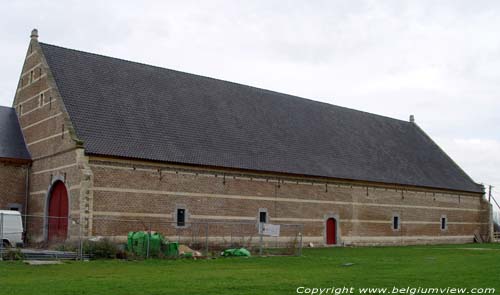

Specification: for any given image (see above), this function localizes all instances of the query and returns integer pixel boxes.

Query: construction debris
[24,260,62,265]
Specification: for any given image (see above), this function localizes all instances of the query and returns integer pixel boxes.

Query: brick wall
[0,161,28,212]
[88,157,490,246]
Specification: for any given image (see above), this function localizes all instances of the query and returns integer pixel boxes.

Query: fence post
[205,222,209,257]
[298,232,303,257]
[259,223,263,256]
[146,222,151,259]
[78,217,83,261]
[230,224,233,246]
[0,213,4,261]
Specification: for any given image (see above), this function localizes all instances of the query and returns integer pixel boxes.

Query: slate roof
[39,42,482,193]
[0,106,30,161]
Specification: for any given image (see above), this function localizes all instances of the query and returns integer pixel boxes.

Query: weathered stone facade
[1,30,493,246]
[11,33,91,241]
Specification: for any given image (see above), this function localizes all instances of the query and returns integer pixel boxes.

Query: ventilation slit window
[441,216,447,231]
[177,208,186,227]
[392,215,400,231]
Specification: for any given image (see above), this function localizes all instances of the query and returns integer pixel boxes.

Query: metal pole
[298,232,303,257]
[146,223,151,259]
[0,213,4,261]
[78,217,83,260]
[205,222,209,257]
[259,223,263,256]
[23,165,30,231]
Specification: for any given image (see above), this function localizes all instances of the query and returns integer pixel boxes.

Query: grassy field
[1,243,499,295]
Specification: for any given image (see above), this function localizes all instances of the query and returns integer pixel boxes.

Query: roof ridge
[38,41,482,193]
[39,42,411,125]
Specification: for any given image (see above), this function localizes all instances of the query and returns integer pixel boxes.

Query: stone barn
[0,29,493,246]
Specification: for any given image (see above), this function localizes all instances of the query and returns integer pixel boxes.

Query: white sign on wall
[260,223,280,237]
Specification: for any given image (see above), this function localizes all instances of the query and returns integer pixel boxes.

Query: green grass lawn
[1,244,499,295]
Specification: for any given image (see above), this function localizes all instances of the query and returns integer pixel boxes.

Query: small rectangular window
[177,208,185,227]
[30,71,34,83]
[392,215,400,230]
[40,93,44,106]
[441,216,447,231]
[258,208,268,224]
[259,211,267,223]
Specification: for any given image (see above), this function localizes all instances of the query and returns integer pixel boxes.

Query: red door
[326,218,337,245]
[48,181,68,241]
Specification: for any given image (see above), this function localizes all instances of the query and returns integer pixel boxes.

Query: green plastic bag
[181,252,193,259]
[127,231,168,257]
[163,242,179,257]
[127,232,135,252]
[221,248,251,257]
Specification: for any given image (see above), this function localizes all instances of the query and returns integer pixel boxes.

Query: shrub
[115,249,129,260]
[83,238,118,259]
[3,248,24,260]
[53,242,78,252]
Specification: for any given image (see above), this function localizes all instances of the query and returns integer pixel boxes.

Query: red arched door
[326,218,337,245]
[48,181,69,241]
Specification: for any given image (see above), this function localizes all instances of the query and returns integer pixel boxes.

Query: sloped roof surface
[40,43,482,193]
[0,106,30,160]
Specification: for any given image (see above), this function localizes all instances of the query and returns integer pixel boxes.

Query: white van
[0,210,24,248]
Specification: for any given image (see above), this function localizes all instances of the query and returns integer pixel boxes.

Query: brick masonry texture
[88,157,491,246]
[0,162,27,211]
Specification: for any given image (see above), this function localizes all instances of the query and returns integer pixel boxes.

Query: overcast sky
[1,1,499,206]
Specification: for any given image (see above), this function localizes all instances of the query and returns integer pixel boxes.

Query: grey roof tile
[39,43,482,193]
[0,106,30,161]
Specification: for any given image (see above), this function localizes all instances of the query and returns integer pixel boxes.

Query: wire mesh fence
[0,213,303,260]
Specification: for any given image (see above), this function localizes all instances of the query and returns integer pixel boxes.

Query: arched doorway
[47,181,69,241]
[326,218,337,245]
